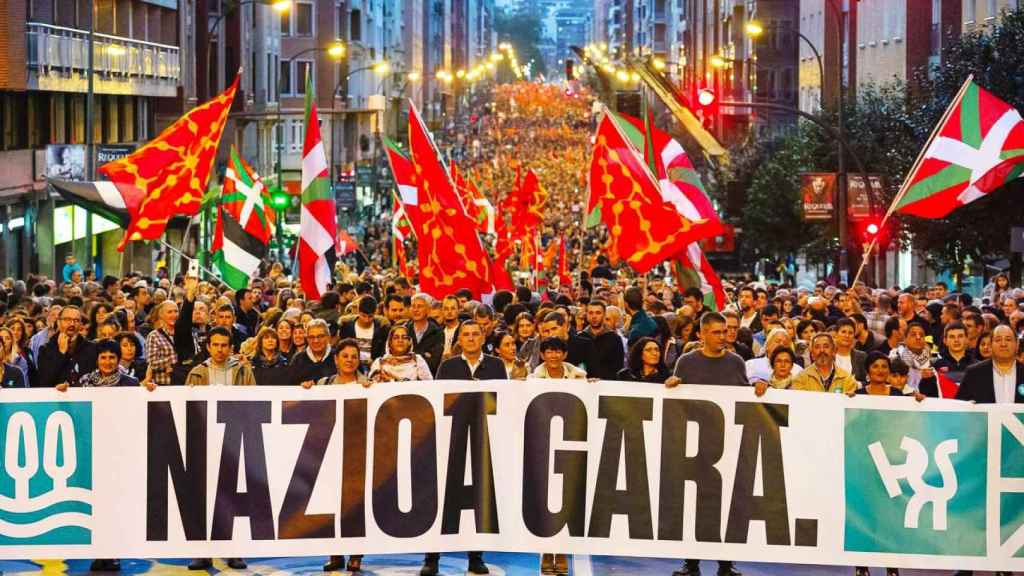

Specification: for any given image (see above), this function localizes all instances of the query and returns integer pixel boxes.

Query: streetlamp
[748,5,850,280]
[205,0,291,101]
[744,20,824,102]
[272,40,346,262]
[330,59,391,189]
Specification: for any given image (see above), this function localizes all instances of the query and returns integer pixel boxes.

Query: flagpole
[155,238,229,288]
[851,74,974,287]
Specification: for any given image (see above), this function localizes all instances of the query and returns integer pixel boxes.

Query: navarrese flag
[407,101,493,299]
[383,139,419,281]
[895,77,1024,218]
[587,107,718,274]
[451,163,496,235]
[617,109,727,310]
[50,72,240,251]
[211,146,273,289]
[297,75,337,301]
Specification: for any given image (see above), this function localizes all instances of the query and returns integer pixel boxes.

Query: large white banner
[0,381,1021,571]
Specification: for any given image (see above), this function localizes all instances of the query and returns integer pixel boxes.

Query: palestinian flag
[48,179,132,228]
[895,78,1024,218]
[222,145,275,244]
[211,206,265,290]
[297,74,337,301]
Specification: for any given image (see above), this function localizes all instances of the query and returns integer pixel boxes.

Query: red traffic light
[697,89,716,107]
[866,223,879,236]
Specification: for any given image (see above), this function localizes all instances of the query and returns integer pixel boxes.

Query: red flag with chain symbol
[101,71,241,251]
[587,109,715,274]
[407,102,494,299]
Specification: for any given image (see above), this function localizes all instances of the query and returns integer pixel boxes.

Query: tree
[494,9,548,78]
[899,7,1024,283]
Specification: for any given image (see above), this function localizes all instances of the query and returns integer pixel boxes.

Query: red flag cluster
[384,103,497,299]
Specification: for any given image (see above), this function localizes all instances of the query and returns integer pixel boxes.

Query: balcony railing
[26,22,180,95]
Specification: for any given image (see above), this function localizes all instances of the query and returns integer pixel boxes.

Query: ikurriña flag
[100,71,241,251]
[895,77,1024,218]
[297,74,337,301]
[221,145,275,245]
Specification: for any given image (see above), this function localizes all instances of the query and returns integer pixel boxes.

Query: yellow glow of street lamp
[629,71,640,82]
[600,42,608,52]
[407,71,421,82]
[615,69,629,82]
[486,61,496,71]
[745,21,764,36]
[455,69,466,79]
[327,42,346,59]
[270,0,290,12]
[652,57,666,70]
[710,55,728,68]
[373,60,390,75]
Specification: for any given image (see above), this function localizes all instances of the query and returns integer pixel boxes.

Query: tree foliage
[723,7,1024,277]
[494,9,548,78]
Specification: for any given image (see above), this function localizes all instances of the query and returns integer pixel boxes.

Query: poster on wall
[801,172,836,221]
[45,145,87,181]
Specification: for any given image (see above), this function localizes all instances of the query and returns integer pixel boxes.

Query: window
[295,61,313,92]
[295,1,313,36]
[987,0,998,18]
[280,60,291,95]
[280,9,291,36]
[965,0,976,23]
[350,9,361,41]
[289,119,302,153]
[267,54,276,102]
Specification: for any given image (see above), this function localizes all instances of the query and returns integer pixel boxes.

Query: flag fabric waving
[221,145,275,245]
[337,229,359,257]
[100,71,241,251]
[406,101,493,299]
[297,75,338,301]
[895,78,1024,218]
[587,108,718,274]
[615,109,727,310]
[211,205,266,290]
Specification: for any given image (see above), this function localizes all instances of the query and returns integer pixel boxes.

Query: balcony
[26,22,180,98]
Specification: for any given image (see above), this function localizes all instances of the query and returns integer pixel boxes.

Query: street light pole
[85,0,94,273]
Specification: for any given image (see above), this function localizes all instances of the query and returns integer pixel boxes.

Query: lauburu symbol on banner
[1,409,92,544]
[868,436,959,530]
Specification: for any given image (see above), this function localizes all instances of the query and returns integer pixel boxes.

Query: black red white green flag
[894,78,1024,218]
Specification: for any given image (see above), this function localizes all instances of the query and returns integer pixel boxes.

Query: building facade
[0,0,189,278]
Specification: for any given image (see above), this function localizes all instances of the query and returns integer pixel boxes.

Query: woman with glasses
[618,337,672,383]
[368,324,433,382]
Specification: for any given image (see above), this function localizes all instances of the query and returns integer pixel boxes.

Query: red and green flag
[221,145,275,244]
[297,74,337,301]
[895,78,1024,218]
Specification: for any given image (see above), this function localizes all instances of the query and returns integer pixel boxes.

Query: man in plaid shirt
[143,300,179,387]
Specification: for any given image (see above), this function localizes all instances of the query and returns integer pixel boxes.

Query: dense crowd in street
[1,250,1020,576]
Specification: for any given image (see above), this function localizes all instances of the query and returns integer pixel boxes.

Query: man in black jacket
[36,305,96,388]
[234,287,261,337]
[407,293,445,375]
[582,299,624,380]
[289,319,336,386]
[422,320,503,576]
[953,325,1019,576]
[171,277,210,385]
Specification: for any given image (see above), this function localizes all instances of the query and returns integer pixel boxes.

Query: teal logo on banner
[844,409,986,556]
[998,412,1024,558]
[0,402,92,545]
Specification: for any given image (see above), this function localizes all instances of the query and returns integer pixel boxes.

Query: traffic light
[269,186,290,211]
[857,218,890,252]
[694,83,718,130]
[565,58,576,80]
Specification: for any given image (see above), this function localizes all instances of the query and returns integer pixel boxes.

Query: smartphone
[187,259,199,277]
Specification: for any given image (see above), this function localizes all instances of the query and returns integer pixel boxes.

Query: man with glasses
[36,305,97,388]
[290,319,335,387]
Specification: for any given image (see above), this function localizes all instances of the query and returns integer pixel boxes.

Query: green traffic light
[269,187,290,210]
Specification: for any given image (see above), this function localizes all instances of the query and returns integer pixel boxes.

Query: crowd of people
[2,249,1021,576]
